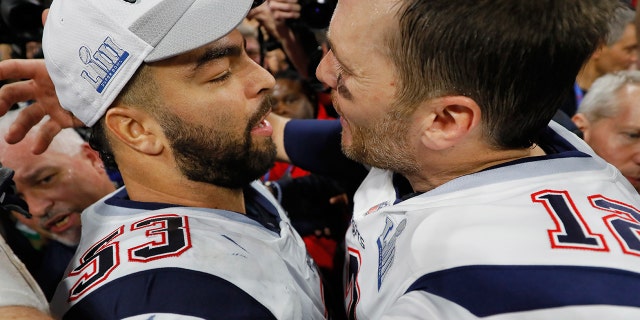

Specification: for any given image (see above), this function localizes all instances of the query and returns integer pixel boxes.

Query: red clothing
[263,162,309,181]
[262,100,341,270]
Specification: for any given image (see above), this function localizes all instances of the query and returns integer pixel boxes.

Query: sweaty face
[597,24,638,74]
[316,0,417,173]
[150,30,277,188]
[583,85,640,191]
[271,78,315,119]
[1,140,114,246]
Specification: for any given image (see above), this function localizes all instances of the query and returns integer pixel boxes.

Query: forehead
[613,24,637,46]
[0,139,71,175]
[155,30,244,68]
[328,0,399,64]
[616,84,640,116]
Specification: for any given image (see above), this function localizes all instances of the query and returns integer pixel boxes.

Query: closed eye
[210,70,231,83]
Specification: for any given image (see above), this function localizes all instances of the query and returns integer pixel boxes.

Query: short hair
[605,5,636,46]
[89,63,158,170]
[385,0,618,149]
[0,109,85,156]
[576,70,640,122]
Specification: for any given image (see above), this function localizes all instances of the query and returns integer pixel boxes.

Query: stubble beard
[341,109,419,175]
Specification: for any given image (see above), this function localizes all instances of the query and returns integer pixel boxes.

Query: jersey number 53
[68,214,192,301]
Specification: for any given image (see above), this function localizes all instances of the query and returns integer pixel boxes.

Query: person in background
[0,165,52,319]
[560,4,638,117]
[572,70,640,193]
[266,68,358,319]
[0,109,117,299]
[237,20,263,65]
[246,0,308,77]
[0,234,52,319]
[635,3,640,69]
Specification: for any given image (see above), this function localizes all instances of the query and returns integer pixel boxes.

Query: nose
[316,50,338,90]
[633,154,640,165]
[630,49,638,65]
[22,192,53,221]
[248,62,276,97]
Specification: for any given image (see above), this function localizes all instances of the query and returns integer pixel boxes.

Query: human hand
[267,0,301,21]
[0,59,83,154]
[248,0,301,35]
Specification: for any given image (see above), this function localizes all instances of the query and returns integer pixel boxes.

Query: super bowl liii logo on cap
[79,37,130,94]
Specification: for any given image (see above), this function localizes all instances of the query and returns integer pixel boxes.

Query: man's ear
[591,44,604,60]
[419,96,481,150]
[571,113,591,140]
[41,9,48,26]
[79,142,107,173]
[104,107,164,156]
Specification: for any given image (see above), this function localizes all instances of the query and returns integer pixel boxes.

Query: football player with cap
[38,0,325,318]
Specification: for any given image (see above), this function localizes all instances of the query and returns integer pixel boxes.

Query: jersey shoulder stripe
[65,267,276,319]
[406,265,640,317]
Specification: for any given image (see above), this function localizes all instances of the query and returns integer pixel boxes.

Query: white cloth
[50,181,326,319]
[345,122,640,319]
[0,234,49,313]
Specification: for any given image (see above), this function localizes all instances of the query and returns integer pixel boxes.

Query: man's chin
[52,228,81,247]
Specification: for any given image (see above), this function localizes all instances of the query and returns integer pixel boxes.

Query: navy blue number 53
[69,214,191,300]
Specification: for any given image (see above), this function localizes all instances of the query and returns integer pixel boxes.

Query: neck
[407,144,546,193]
[575,61,600,91]
[120,173,247,214]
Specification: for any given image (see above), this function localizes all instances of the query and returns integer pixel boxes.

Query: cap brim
[145,0,253,62]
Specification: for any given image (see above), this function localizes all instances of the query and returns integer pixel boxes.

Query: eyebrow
[326,37,352,74]
[19,166,49,184]
[192,44,243,72]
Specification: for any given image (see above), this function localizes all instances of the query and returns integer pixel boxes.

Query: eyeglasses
[252,0,266,9]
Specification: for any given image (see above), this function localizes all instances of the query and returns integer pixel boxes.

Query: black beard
[159,99,276,189]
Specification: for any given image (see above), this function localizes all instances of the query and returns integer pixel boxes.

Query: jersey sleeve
[284,119,367,180]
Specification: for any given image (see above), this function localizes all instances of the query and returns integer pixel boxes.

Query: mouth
[250,96,274,136]
[45,212,77,234]
[251,112,273,136]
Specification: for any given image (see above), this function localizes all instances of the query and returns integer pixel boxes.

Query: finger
[49,104,84,126]
[0,59,46,81]
[247,1,269,18]
[0,81,37,113]
[272,11,300,20]
[269,2,301,12]
[270,0,298,4]
[31,119,62,154]
[41,8,49,26]
[4,103,47,145]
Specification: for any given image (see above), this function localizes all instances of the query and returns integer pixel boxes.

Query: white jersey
[345,122,640,319]
[50,181,326,319]
[0,234,49,313]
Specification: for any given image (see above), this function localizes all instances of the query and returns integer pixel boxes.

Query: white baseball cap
[42,0,255,126]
